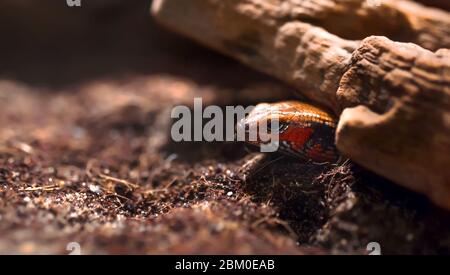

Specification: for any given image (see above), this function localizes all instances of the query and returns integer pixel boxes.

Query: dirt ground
[1,1,450,255]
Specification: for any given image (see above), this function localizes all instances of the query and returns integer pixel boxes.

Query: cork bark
[336,37,450,209]
[151,0,450,209]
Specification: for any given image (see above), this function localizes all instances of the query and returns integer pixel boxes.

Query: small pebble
[89,184,102,195]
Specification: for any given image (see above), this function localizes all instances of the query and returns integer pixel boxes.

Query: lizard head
[238,101,339,162]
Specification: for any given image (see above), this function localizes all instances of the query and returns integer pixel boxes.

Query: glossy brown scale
[240,101,339,163]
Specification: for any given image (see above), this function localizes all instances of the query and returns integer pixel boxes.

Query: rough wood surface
[152,0,450,49]
[152,0,358,111]
[336,37,450,209]
[152,0,450,111]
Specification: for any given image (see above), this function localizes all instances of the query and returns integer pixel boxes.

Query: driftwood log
[151,0,450,209]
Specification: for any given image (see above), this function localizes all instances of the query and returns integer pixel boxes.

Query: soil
[1,0,450,255]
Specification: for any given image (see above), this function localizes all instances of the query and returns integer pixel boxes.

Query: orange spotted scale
[240,101,339,163]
